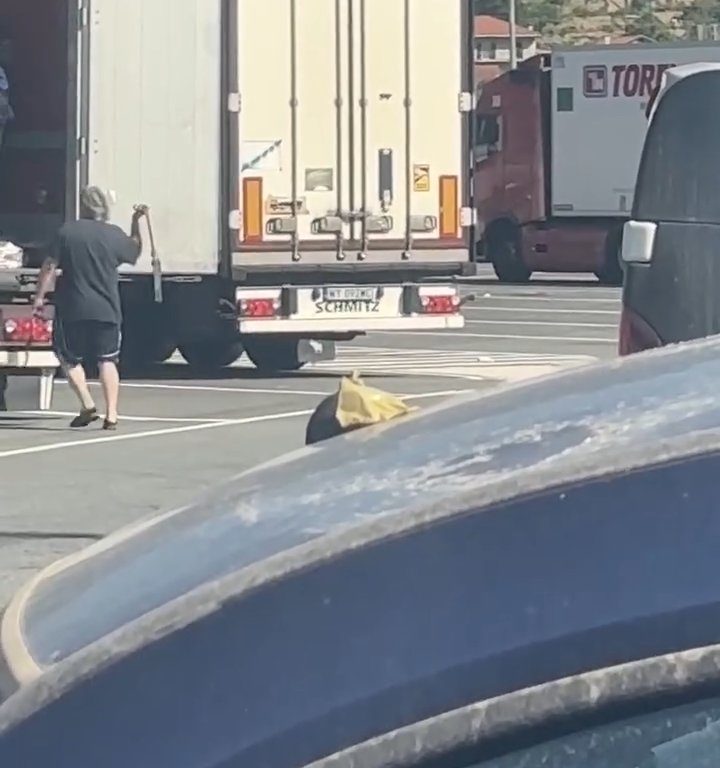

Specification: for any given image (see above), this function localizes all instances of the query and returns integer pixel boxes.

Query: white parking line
[0,409,314,460]
[371,330,617,344]
[403,390,470,400]
[468,295,620,304]
[23,390,466,417]
[61,381,332,397]
[17,411,229,424]
[464,319,618,329]
[1,389,469,460]
[465,306,619,315]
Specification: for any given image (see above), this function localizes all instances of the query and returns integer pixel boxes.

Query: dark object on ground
[305,390,347,444]
[305,373,413,445]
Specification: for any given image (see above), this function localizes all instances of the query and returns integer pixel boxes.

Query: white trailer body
[550,42,720,218]
[0,0,473,378]
[89,0,473,280]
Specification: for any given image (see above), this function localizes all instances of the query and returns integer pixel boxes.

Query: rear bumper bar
[236,282,465,335]
[238,314,464,334]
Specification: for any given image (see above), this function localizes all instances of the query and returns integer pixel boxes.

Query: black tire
[595,226,624,286]
[243,336,305,373]
[178,339,244,371]
[488,225,531,283]
[121,325,177,371]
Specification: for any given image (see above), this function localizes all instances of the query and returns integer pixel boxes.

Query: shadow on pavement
[0,415,73,432]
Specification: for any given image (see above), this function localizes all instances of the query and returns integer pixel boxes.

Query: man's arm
[33,256,58,316]
[120,205,148,266]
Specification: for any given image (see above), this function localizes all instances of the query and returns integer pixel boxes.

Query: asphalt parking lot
[0,267,621,605]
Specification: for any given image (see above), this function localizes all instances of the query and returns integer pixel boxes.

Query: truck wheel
[178,340,244,371]
[488,226,531,283]
[121,328,177,370]
[243,336,305,373]
[595,227,624,286]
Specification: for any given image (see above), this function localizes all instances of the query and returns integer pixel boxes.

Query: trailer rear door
[83,0,223,275]
[231,0,473,270]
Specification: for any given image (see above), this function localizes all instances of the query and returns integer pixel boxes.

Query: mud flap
[298,339,336,365]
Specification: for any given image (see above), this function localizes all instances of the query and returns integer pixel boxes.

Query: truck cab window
[475,114,501,160]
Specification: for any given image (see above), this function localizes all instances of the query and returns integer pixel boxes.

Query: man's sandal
[70,408,99,428]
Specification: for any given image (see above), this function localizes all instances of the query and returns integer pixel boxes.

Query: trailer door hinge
[458,91,474,113]
[460,207,475,227]
[77,1,89,28]
[229,210,241,230]
[228,93,241,113]
[77,136,87,157]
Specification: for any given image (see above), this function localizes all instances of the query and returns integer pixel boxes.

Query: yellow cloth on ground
[335,372,416,430]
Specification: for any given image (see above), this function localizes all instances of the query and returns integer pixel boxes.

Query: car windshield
[472,696,720,768]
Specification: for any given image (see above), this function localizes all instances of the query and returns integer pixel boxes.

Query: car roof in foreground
[1,338,720,765]
[5,336,720,679]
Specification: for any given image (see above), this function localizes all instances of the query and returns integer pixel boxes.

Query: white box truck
[474,41,720,284]
[0,0,474,378]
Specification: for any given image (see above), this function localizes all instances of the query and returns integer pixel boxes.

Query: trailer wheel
[179,340,244,371]
[121,326,177,371]
[488,225,531,283]
[595,226,624,286]
[243,336,306,373]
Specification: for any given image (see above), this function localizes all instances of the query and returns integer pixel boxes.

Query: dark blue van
[620,62,720,355]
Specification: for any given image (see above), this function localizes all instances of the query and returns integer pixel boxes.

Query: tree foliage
[682,0,720,32]
[624,1,674,41]
[473,0,564,33]
[473,0,718,42]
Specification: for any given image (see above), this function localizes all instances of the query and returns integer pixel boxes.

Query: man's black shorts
[53,319,121,367]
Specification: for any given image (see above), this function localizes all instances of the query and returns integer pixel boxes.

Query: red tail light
[619,306,662,356]
[2,315,53,344]
[239,297,280,318]
[420,294,461,315]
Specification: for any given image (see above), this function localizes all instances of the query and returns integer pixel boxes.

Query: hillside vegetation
[474,0,720,44]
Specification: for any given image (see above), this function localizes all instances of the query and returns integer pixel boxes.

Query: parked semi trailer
[0,0,474,375]
[474,41,720,285]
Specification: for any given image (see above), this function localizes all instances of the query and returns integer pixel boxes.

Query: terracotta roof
[474,15,537,38]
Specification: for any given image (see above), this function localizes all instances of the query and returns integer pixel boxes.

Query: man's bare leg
[99,360,120,424]
[64,363,95,411]
[64,363,99,427]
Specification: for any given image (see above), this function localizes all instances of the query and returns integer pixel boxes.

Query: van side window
[475,114,502,161]
[634,71,720,224]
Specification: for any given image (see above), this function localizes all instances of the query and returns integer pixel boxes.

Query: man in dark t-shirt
[33,187,147,430]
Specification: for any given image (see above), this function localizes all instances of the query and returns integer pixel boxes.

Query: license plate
[323,287,378,302]
[316,286,381,314]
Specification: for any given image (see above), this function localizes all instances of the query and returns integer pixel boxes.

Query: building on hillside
[473,14,539,84]
[602,33,657,43]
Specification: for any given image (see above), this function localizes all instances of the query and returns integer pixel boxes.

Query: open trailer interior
[0,0,77,266]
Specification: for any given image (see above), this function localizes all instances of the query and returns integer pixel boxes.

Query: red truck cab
[474,54,621,284]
